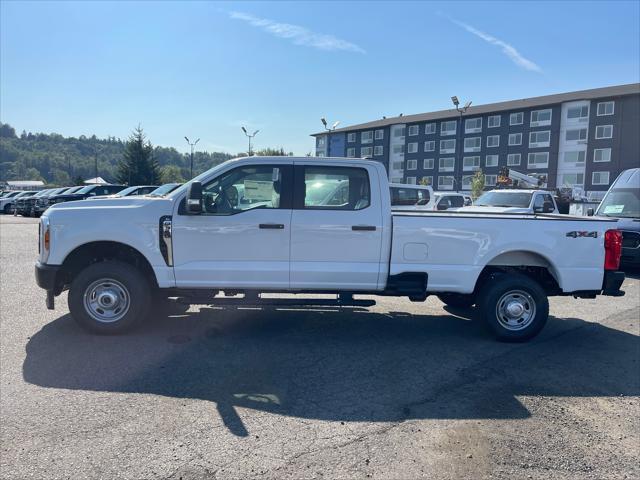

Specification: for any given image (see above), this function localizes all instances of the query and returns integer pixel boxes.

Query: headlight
[40,216,51,262]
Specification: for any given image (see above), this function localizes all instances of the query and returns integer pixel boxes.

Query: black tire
[477,273,549,342]
[3,204,12,214]
[437,293,476,308]
[68,260,151,334]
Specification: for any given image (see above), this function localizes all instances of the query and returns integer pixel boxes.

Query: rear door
[290,162,384,290]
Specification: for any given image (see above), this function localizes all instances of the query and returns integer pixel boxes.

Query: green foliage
[253,147,293,156]
[116,126,161,185]
[419,177,431,186]
[471,170,485,200]
[161,165,185,184]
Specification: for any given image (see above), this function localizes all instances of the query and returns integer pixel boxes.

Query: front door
[172,164,293,289]
[290,163,384,290]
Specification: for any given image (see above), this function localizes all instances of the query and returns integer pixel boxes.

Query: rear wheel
[437,293,476,308]
[68,260,151,334]
[3,204,12,214]
[477,273,549,342]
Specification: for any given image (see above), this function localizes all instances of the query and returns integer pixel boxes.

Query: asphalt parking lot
[1,215,639,480]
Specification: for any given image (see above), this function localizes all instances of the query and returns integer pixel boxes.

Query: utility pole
[241,127,259,156]
[320,117,340,157]
[184,136,200,179]
[451,96,472,192]
[94,144,98,182]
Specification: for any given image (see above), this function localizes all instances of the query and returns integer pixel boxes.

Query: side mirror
[542,201,555,213]
[587,207,595,216]
[185,181,203,214]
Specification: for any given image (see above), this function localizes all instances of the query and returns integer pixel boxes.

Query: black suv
[50,184,126,205]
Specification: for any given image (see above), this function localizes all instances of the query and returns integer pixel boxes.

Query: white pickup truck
[35,157,625,341]
[459,189,559,214]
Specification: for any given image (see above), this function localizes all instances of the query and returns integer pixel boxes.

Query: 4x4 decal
[566,231,598,238]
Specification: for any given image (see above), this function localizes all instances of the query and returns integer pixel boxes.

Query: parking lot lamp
[184,136,200,179]
[451,96,472,192]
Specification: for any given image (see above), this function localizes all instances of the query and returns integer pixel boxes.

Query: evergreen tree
[116,126,160,185]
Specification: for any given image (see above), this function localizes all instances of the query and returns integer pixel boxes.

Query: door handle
[259,223,285,229]
[352,225,376,231]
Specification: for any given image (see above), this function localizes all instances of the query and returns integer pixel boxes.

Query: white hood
[458,205,530,214]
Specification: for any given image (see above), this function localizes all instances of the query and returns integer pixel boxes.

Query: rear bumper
[35,261,60,291]
[602,270,625,297]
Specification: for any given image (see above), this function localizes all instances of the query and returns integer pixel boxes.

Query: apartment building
[312,83,640,197]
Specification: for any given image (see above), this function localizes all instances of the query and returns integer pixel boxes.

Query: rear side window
[298,166,370,210]
[390,188,430,206]
[448,196,464,208]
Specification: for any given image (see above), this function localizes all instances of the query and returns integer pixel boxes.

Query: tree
[74,175,85,186]
[419,177,431,186]
[471,170,485,200]
[25,167,43,181]
[0,123,16,138]
[116,126,160,185]
[161,165,185,183]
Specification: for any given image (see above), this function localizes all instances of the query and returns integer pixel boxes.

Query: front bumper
[35,262,61,310]
[602,270,625,297]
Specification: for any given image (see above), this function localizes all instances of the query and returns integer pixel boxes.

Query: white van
[594,168,640,267]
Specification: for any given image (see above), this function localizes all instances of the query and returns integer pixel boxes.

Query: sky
[1,1,639,155]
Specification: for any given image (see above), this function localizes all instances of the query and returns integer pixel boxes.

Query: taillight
[604,229,622,271]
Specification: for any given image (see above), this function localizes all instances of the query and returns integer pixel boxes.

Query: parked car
[46,186,86,208]
[50,184,126,205]
[14,191,41,216]
[592,168,640,267]
[389,183,433,209]
[32,187,75,217]
[0,191,25,214]
[148,183,182,196]
[462,194,473,206]
[94,185,159,199]
[426,192,467,211]
[459,189,559,214]
[36,157,625,342]
[19,189,58,217]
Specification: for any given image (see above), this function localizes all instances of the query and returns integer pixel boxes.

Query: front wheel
[3,204,12,214]
[68,260,151,334]
[477,273,549,342]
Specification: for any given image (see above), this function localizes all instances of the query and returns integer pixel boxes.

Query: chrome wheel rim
[83,278,130,323]
[495,290,536,331]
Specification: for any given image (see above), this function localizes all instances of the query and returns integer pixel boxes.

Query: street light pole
[241,127,259,156]
[184,136,200,179]
[320,117,340,157]
[451,96,472,192]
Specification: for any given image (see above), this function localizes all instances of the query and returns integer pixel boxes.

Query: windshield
[475,191,533,208]
[62,186,84,194]
[75,185,96,194]
[596,188,640,218]
[114,186,138,197]
[148,183,181,197]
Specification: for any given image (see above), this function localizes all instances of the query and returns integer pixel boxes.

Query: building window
[425,123,436,134]
[465,117,482,133]
[347,133,356,143]
[406,176,417,185]
[406,159,418,170]
[594,148,611,162]
[407,142,418,153]
[391,161,403,170]
[361,147,373,157]
[424,140,435,152]
[408,125,419,136]
[487,115,501,128]
[566,128,587,141]
[507,153,521,166]
[529,130,551,148]
[440,121,457,136]
[463,156,481,171]
[375,129,384,140]
[530,109,552,127]
[374,145,384,156]
[560,173,584,187]
[421,176,433,186]
[439,157,455,172]
[510,112,524,125]
[346,148,356,157]
[486,135,500,148]
[528,152,549,169]
[485,154,499,167]
[485,174,497,186]
[393,127,406,138]
[423,158,434,169]
[361,131,373,144]
[595,125,613,139]
[563,151,586,165]
[597,101,614,116]
[592,171,610,185]
[508,132,522,146]
[567,106,589,119]
[461,175,473,190]
[438,176,454,190]
[390,177,403,183]
[317,136,326,146]
[464,137,481,152]
[440,139,456,154]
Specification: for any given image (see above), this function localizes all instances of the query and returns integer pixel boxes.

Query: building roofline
[310,83,640,136]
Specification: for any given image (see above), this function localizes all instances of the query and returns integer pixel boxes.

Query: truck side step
[174,293,376,308]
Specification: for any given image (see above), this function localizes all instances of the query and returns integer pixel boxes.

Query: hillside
[0,122,236,185]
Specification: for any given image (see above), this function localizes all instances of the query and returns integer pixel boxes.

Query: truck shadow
[23,306,639,437]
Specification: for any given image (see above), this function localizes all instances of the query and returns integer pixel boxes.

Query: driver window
[201,166,283,215]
